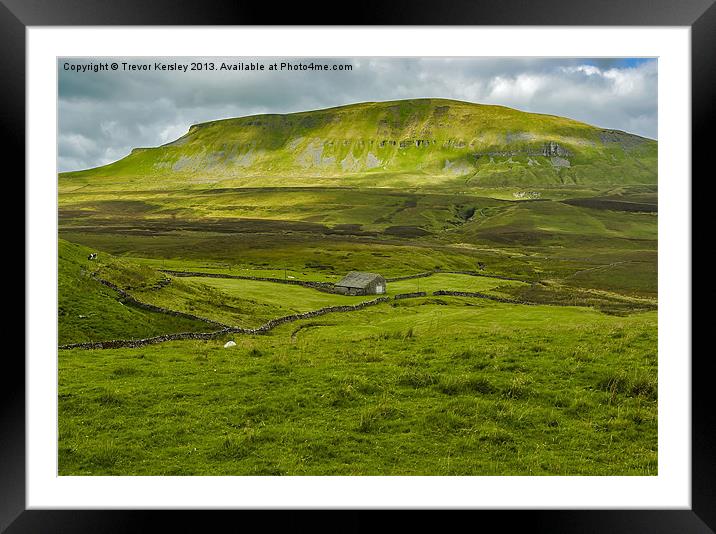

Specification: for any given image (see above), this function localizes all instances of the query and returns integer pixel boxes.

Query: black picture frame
[7,1,711,531]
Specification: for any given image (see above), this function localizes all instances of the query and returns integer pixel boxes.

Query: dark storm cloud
[58,57,657,172]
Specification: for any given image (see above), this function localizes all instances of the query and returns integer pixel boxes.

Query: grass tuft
[437,374,496,395]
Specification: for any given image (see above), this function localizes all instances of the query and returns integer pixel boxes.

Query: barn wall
[335,275,387,295]
[365,277,387,295]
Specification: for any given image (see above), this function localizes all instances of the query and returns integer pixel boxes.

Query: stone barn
[335,271,386,296]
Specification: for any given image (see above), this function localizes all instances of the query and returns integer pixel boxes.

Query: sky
[58,57,657,172]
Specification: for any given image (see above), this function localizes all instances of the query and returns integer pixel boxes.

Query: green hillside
[57,98,658,476]
[58,239,209,345]
[59,98,657,188]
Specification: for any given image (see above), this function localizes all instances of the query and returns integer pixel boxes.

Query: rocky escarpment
[62,98,658,186]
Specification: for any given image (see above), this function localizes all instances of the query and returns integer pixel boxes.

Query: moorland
[58,98,657,475]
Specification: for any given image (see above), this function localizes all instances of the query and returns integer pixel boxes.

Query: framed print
[9,0,713,531]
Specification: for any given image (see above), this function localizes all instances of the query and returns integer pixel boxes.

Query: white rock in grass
[223,340,237,348]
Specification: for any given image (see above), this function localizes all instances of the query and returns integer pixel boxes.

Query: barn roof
[335,271,384,289]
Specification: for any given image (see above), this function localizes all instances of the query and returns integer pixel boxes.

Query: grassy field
[58,98,658,475]
[58,232,658,475]
[59,299,656,476]
[170,274,525,313]
[59,240,210,345]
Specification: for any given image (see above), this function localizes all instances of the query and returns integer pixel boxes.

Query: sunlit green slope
[59,98,657,188]
[58,239,209,344]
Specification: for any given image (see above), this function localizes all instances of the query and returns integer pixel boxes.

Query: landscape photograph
[57,57,658,476]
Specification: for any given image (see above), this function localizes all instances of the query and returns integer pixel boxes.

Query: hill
[59,98,657,188]
[58,239,210,345]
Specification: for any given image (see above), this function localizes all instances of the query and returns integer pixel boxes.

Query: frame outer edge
[0,0,714,25]
[8,0,715,530]
[691,1,716,531]
[0,0,27,531]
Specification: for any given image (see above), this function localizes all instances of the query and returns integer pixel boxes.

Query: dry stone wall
[62,272,541,351]
[394,292,427,300]
[94,276,228,327]
[162,268,525,286]
[58,329,232,350]
[59,296,392,350]
[233,297,391,334]
[385,272,435,282]
[160,270,338,293]
[432,290,533,305]
[386,270,524,283]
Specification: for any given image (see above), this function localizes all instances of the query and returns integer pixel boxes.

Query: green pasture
[57,98,659,476]
[59,298,657,476]
[177,272,526,316]
[58,240,209,345]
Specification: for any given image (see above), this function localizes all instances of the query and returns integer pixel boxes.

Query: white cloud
[488,74,547,102]
[58,133,98,159]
